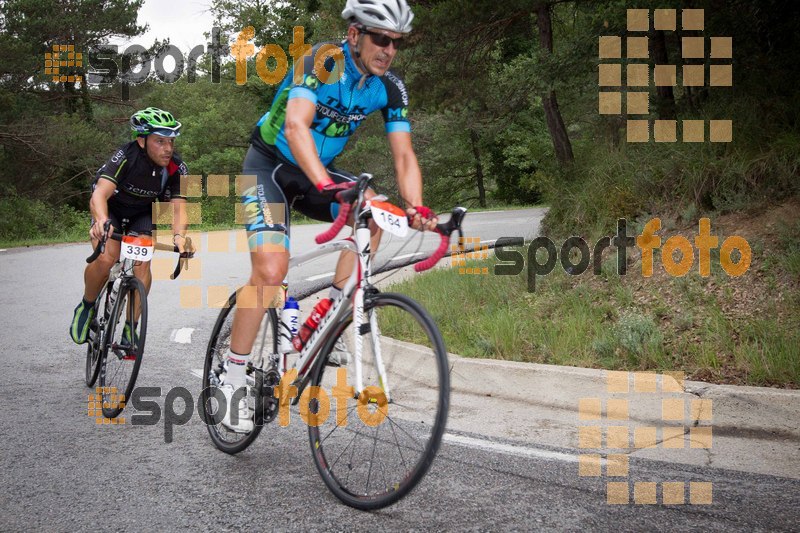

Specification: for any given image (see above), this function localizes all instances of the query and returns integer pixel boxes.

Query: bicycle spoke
[344,426,360,488]
[327,426,362,473]
[375,425,391,492]
[382,414,428,453]
[365,423,379,495]
[385,400,434,413]
[388,418,409,472]
[201,293,274,453]
[324,421,427,454]
[319,402,360,445]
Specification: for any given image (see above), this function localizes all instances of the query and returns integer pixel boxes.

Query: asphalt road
[1,208,798,531]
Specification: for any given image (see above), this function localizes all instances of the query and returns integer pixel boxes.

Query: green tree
[0,0,145,206]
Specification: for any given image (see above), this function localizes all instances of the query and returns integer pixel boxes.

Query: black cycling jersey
[94,140,188,212]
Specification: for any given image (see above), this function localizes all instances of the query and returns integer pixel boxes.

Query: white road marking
[179,374,595,467]
[306,271,335,281]
[443,433,580,463]
[0,249,6,252]
[394,252,425,260]
[171,327,194,344]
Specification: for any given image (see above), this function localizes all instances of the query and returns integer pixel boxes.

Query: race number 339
[121,235,154,261]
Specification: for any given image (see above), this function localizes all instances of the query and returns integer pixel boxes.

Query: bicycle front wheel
[85,283,109,387]
[99,278,147,418]
[308,292,450,510]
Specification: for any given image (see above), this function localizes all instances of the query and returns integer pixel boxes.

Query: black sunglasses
[359,28,403,49]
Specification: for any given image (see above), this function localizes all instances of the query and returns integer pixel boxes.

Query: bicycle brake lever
[100,220,112,255]
[357,172,374,192]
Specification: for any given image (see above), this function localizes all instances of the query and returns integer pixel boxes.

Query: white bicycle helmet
[342,0,414,34]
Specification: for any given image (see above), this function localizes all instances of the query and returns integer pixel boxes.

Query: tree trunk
[469,129,487,208]
[542,91,574,164]
[535,3,574,165]
[649,29,676,119]
[64,82,77,115]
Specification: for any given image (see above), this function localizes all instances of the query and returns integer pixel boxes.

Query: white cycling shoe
[219,382,254,433]
[327,338,351,367]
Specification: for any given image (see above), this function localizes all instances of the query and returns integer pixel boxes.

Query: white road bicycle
[201,174,467,510]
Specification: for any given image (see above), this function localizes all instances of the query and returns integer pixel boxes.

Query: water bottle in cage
[106,263,122,312]
[292,298,332,352]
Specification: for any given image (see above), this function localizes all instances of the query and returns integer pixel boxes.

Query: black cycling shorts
[240,142,355,252]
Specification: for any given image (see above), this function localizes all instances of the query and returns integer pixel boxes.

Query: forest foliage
[1,0,799,242]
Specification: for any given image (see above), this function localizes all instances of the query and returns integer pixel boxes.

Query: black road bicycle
[85,220,193,418]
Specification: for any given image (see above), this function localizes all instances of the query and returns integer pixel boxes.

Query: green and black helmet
[130,107,182,138]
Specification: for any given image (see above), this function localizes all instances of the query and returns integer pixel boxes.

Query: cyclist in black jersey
[217,0,439,432]
[70,107,191,344]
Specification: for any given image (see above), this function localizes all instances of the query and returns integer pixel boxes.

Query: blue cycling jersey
[255,41,411,167]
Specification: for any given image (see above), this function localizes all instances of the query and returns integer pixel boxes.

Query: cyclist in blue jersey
[69,108,191,345]
[218,0,438,432]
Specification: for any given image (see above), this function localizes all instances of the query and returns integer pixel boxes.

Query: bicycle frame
[253,174,464,405]
[91,250,139,344]
[274,208,386,401]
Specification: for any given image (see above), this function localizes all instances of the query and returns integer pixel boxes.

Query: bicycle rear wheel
[84,283,110,387]
[99,278,147,418]
[308,292,450,510]
[201,291,278,454]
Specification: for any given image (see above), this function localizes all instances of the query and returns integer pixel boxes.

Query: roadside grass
[0,222,238,249]
[3,200,543,249]
[383,243,800,388]
[0,226,88,249]
[461,203,546,213]
[0,186,542,250]
[543,109,800,240]
[776,218,800,279]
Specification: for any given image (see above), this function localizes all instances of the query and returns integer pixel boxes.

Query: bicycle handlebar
[86,222,195,280]
[413,206,467,272]
[314,182,467,273]
[314,185,359,245]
